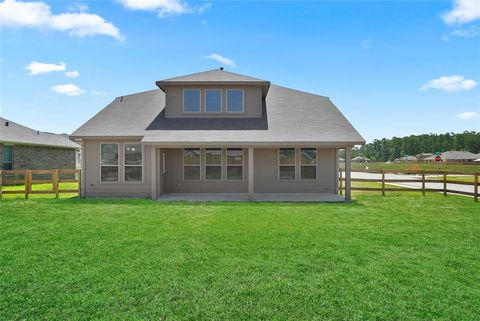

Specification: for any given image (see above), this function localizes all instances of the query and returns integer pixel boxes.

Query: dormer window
[205,89,222,112]
[226,89,244,113]
[183,89,200,112]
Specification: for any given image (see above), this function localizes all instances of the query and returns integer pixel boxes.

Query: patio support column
[345,147,352,201]
[248,147,254,199]
[150,146,157,200]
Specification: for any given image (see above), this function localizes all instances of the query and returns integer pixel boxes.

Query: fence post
[0,170,2,199]
[339,169,343,195]
[443,171,447,197]
[421,171,425,196]
[25,170,32,199]
[77,170,82,198]
[381,170,385,196]
[475,172,478,202]
[53,169,59,198]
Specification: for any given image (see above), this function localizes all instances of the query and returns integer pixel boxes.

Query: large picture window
[2,145,13,170]
[125,144,142,181]
[226,89,243,113]
[227,148,243,180]
[183,89,200,112]
[279,148,296,180]
[101,143,118,181]
[183,148,201,180]
[205,148,222,180]
[205,89,222,112]
[301,148,317,180]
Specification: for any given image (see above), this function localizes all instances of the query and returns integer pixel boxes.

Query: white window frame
[226,148,244,181]
[205,148,222,181]
[183,148,201,181]
[300,147,317,181]
[100,143,120,183]
[204,89,222,113]
[124,143,144,183]
[278,148,296,180]
[183,89,201,113]
[226,89,244,113]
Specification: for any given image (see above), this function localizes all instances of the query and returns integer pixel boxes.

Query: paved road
[348,172,475,196]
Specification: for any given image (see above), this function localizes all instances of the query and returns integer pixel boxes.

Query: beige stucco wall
[83,140,152,197]
[164,85,263,118]
[82,142,339,197]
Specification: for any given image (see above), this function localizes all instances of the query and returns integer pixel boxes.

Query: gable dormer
[156,68,270,118]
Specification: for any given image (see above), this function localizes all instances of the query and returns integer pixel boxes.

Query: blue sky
[1,0,479,142]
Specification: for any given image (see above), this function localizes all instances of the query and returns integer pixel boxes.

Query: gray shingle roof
[71,83,365,145]
[0,117,79,149]
[424,151,479,161]
[159,69,268,83]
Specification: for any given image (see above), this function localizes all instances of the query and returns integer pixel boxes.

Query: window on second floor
[183,89,200,112]
[226,89,244,113]
[205,89,222,112]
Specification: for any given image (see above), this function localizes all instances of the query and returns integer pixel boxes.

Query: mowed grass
[1,195,479,320]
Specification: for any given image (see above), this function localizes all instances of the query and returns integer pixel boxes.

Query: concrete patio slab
[157,193,345,202]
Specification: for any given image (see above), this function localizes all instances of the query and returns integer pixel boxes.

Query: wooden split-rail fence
[0,169,81,199]
[339,169,479,202]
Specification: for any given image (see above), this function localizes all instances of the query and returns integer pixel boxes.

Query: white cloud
[51,84,85,96]
[442,26,480,40]
[205,53,236,68]
[25,61,66,75]
[442,0,480,25]
[420,75,477,92]
[65,70,80,78]
[117,0,211,17]
[91,90,107,96]
[456,111,480,120]
[0,0,123,40]
[66,2,89,13]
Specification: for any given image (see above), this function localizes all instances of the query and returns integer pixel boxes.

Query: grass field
[341,162,480,173]
[1,194,479,320]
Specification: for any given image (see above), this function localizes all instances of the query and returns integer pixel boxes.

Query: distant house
[0,117,79,170]
[424,151,479,164]
[351,156,370,163]
[71,69,365,201]
[416,153,434,161]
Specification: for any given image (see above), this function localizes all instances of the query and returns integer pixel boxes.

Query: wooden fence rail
[0,169,81,199]
[340,169,479,202]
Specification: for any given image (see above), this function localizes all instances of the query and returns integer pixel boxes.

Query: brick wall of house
[12,145,76,170]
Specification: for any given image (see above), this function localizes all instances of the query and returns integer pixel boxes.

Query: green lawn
[2,183,79,199]
[1,195,479,320]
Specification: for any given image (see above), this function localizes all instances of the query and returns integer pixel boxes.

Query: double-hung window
[183,148,201,180]
[301,148,317,180]
[2,145,13,170]
[279,148,296,180]
[227,148,243,180]
[183,89,200,112]
[125,144,142,181]
[226,89,243,113]
[205,148,222,180]
[205,89,222,112]
[101,143,119,181]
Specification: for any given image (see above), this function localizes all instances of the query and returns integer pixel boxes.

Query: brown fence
[339,170,479,202]
[0,169,81,199]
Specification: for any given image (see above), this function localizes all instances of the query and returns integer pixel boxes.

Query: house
[71,69,365,201]
[0,117,79,170]
[424,151,479,164]
[394,155,417,163]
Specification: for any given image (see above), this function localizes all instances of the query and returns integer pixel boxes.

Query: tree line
[350,131,480,162]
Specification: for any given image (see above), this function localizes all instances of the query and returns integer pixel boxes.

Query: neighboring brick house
[0,117,79,170]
